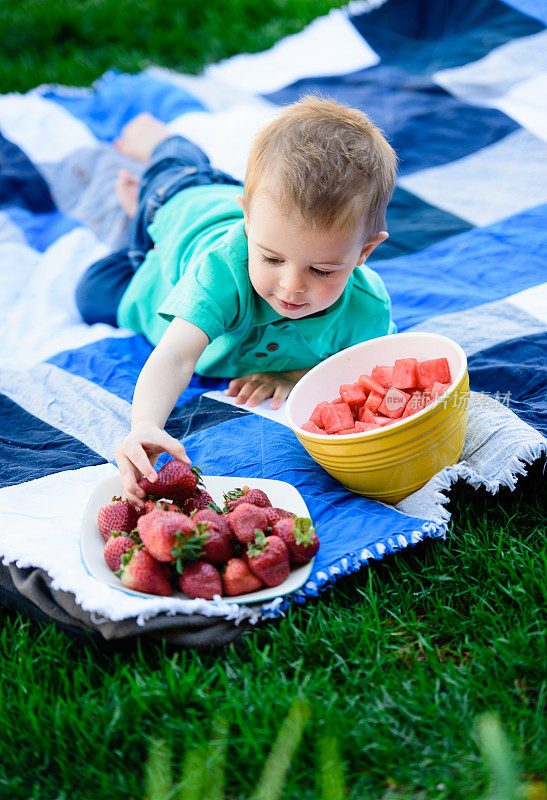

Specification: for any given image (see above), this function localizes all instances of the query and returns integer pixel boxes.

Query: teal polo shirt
[117,183,396,378]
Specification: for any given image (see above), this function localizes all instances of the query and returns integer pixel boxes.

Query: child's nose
[279,267,305,293]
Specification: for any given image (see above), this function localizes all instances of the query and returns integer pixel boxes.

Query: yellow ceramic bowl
[285,332,469,503]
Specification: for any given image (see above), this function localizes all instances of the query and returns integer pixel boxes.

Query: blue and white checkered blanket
[0,0,545,628]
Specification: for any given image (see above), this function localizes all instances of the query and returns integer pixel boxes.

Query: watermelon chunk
[372,414,395,426]
[340,383,367,405]
[320,403,354,433]
[334,402,355,430]
[416,358,451,389]
[401,391,430,418]
[357,374,386,396]
[364,390,384,413]
[358,406,376,424]
[310,401,329,428]
[354,421,378,432]
[320,405,345,434]
[378,387,410,419]
[391,358,418,390]
[371,365,393,389]
[301,421,325,434]
[429,381,451,399]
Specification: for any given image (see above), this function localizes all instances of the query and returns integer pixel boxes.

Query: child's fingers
[226,378,245,396]
[161,431,191,465]
[122,441,157,483]
[240,382,276,407]
[233,380,261,405]
[270,385,290,409]
[117,454,147,509]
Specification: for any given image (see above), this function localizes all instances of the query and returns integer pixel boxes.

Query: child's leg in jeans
[75,113,241,326]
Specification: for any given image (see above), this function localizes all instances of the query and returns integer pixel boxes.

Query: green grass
[0,2,545,797]
[0,0,348,95]
[0,462,545,799]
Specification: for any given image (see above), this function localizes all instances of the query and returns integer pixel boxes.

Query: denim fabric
[75,135,242,326]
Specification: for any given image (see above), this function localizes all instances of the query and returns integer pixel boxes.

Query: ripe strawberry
[223,558,264,596]
[223,486,272,512]
[179,560,222,600]
[264,506,294,529]
[273,517,319,564]
[182,488,216,515]
[137,509,202,563]
[189,512,233,564]
[116,547,172,596]
[228,502,268,545]
[142,499,182,515]
[103,532,138,572]
[138,460,203,502]
[246,531,290,587]
[97,496,140,542]
[192,508,232,540]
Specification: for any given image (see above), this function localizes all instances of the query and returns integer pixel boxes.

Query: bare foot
[114,112,171,163]
[116,169,139,218]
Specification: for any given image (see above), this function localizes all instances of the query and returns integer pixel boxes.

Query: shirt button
[266,343,279,351]
[255,352,267,358]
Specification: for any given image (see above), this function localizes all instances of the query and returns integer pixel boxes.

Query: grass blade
[319,736,345,800]
[145,738,172,800]
[476,712,520,800]
[177,747,207,800]
[203,716,229,800]
[252,698,312,800]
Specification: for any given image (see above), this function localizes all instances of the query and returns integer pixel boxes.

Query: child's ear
[358,231,389,264]
[236,194,250,235]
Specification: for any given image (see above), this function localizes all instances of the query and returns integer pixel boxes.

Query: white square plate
[81,473,315,604]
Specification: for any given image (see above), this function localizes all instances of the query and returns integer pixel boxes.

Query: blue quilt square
[264,65,518,176]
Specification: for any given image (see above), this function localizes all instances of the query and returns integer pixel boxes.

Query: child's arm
[115,317,209,509]
[226,368,311,410]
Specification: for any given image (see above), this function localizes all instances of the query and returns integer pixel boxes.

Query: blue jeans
[75,135,243,326]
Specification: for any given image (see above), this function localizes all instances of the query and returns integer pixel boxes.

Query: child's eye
[310,267,334,278]
[261,255,282,264]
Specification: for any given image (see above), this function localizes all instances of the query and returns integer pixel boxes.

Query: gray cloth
[396,391,547,523]
[0,562,251,649]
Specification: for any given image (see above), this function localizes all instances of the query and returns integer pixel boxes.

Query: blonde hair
[244,93,398,242]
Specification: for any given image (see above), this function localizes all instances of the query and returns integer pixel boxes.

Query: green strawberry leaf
[293,517,316,546]
[246,529,267,558]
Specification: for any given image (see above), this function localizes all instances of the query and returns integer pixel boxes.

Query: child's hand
[115,421,190,510]
[226,370,309,410]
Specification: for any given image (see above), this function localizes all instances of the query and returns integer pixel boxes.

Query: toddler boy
[75,95,398,508]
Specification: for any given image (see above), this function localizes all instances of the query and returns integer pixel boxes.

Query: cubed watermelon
[320,404,346,434]
[364,390,384,413]
[401,391,430,418]
[372,415,395,426]
[429,381,451,399]
[334,402,355,430]
[391,358,418,390]
[310,401,329,428]
[301,421,325,434]
[354,421,378,432]
[378,387,410,419]
[371,365,393,389]
[357,374,386,396]
[358,406,376,424]
[340,383,367,405]
[416,358,451,389]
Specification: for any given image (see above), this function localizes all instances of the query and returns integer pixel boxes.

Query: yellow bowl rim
[286,332,468,442]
